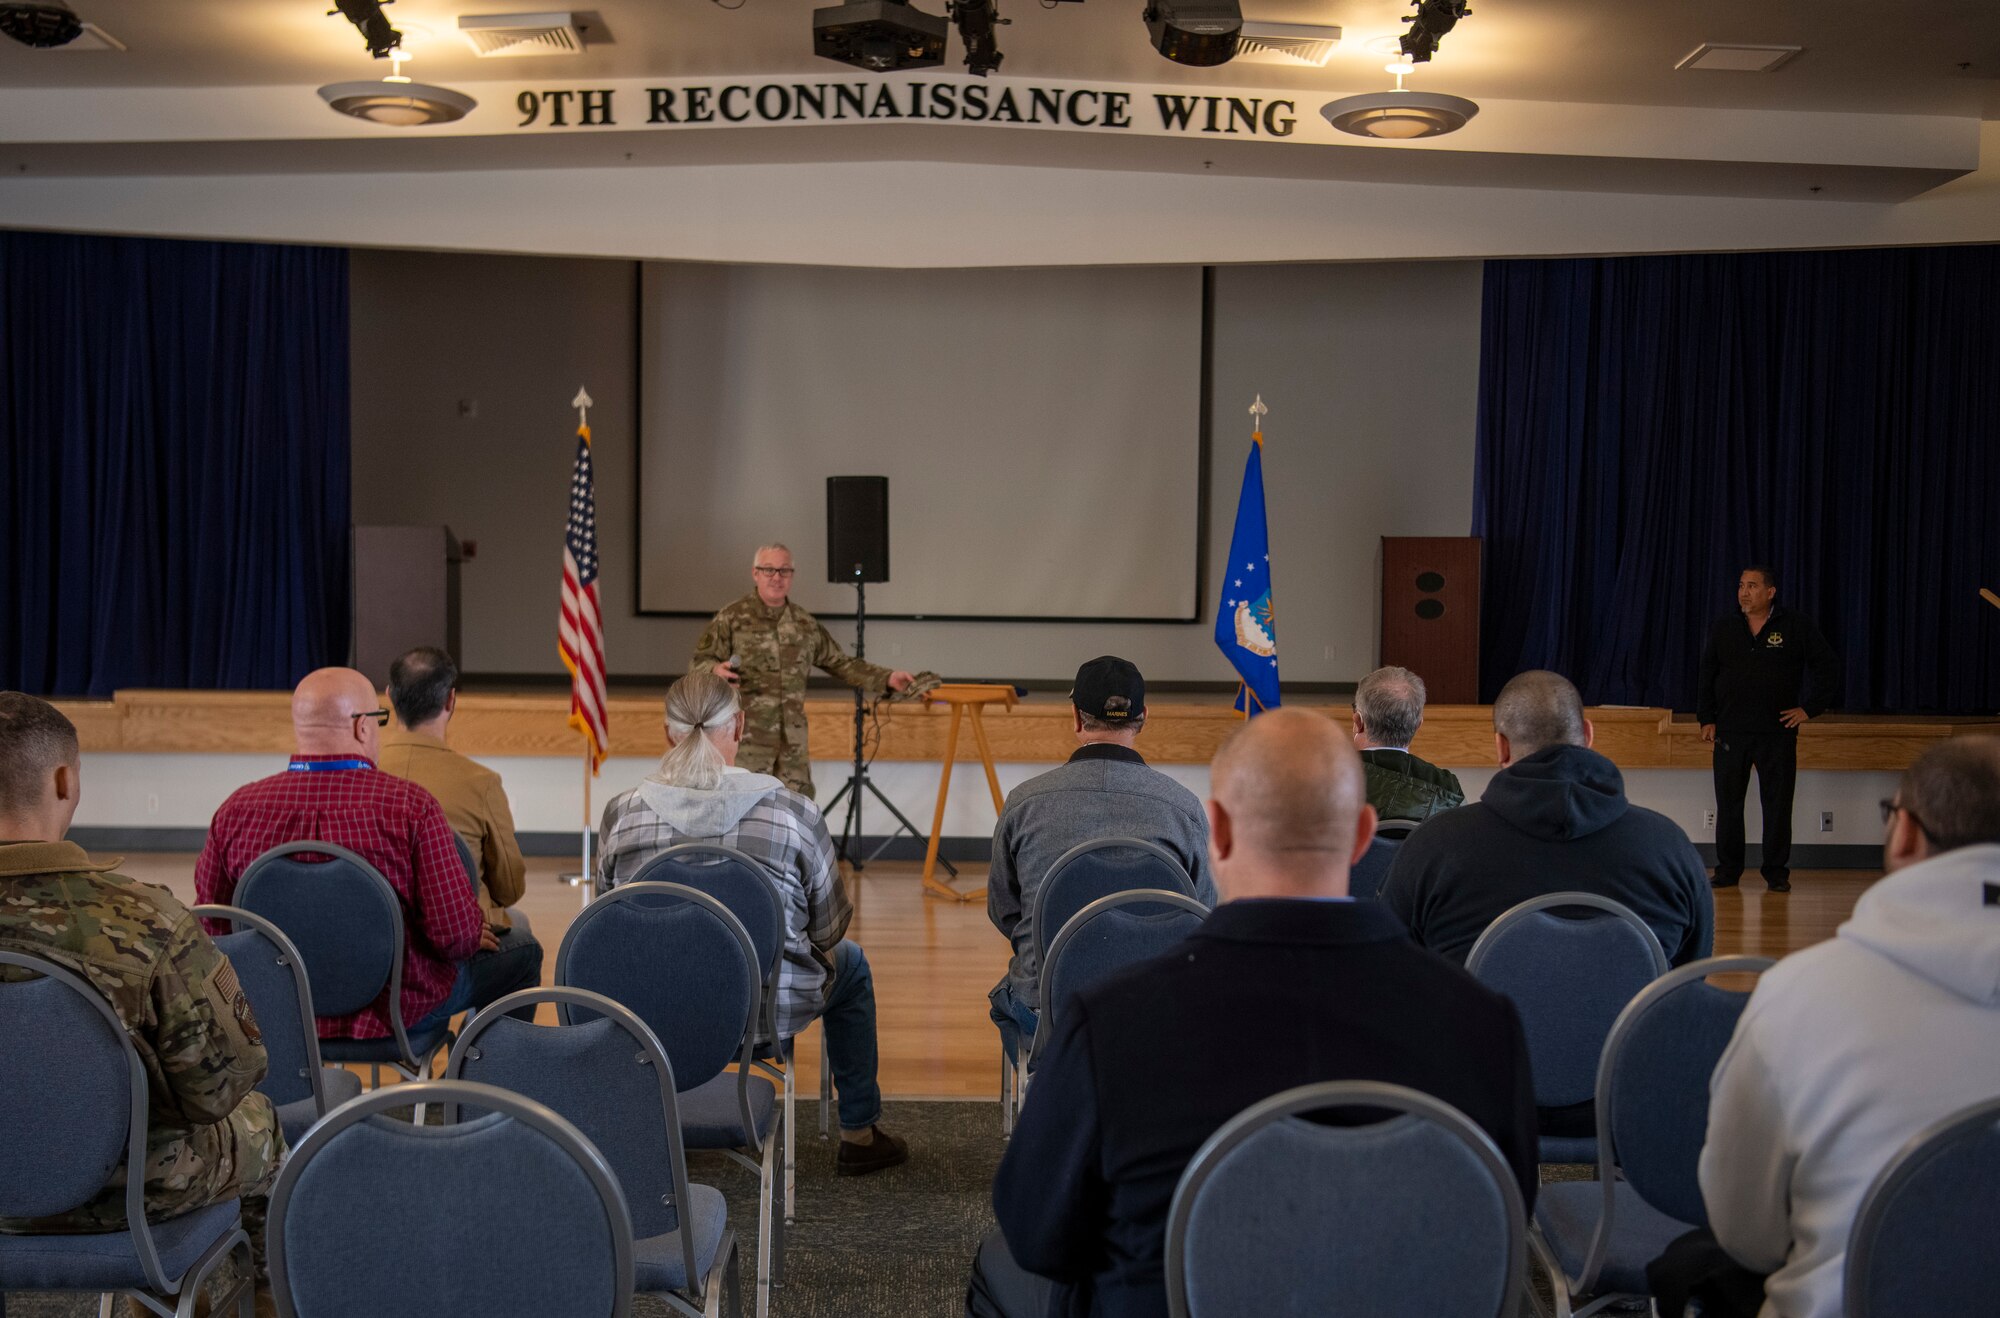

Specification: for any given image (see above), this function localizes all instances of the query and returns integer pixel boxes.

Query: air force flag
[1215,400,1279,714]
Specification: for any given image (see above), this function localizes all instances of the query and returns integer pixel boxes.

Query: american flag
[558,421,608,770]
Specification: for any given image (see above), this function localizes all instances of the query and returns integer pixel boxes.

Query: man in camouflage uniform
[0,692,284,1285]
[692,542,915,797]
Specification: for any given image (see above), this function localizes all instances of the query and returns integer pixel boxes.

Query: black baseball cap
[1071,656,1146,722]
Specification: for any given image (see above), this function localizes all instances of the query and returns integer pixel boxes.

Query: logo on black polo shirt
[1765,632,1784,647]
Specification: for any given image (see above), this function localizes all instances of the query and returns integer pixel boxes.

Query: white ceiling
[0,0,1995,118]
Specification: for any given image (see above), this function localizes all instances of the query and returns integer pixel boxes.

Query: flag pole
[580,740,594,909]
[572,385,597,909]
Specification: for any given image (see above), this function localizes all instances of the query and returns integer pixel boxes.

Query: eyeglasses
[1880,798,1939,843]
[753,566,796,578]
[350,708,391,728]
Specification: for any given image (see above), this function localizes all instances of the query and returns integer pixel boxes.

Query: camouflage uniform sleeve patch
[150,916,269,1127]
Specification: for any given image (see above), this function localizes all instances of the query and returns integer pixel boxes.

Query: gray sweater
[988,744,1217,1003]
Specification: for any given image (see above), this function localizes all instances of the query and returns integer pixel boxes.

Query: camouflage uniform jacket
[0,840,277,1233]
[692,593,892,797]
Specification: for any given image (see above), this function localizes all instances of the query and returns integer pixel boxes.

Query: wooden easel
[919,683,1018,902]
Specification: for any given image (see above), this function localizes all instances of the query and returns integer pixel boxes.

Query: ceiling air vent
[1234,21,1340,68]
[459,11,586,58]
[1676,42,1802,73]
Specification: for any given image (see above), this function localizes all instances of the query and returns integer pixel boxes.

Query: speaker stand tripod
[823,571,956,878]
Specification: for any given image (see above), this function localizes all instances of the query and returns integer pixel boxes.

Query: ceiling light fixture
[319,50,476,125]
[1397,0,1468,64]
[1321,87,1477,138]
[330,0,403,58]
[812,0,947,72]
[0,2,82,47]
[1144,0,1242,67]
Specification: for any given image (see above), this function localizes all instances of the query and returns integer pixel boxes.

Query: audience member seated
[1351,664,1465,822]
[195,667,504,1044]
[965,707,1537,1318]
[1380,669,1713,969]
[596,670,907,1175]
[378,646,544,1014]
[0,694,283,1311]
[986,656,1217,1042]
[1685,736,2000,1318]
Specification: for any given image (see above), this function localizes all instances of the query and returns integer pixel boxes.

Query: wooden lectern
[919,683,1018,902]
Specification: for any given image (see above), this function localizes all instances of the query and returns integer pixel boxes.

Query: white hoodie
[632,765,786,837]
[1699,843,2000,1318]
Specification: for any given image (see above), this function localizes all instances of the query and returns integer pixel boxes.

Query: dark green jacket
[1360,748,1465,823]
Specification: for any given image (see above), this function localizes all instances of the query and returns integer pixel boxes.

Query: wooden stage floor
[124,854,1877,1100]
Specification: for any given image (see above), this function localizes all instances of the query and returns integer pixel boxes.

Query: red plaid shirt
[194,753,485,1040]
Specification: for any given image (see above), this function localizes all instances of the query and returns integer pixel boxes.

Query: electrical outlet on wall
[1703,809,1716,829]
[1820,811,1834,834]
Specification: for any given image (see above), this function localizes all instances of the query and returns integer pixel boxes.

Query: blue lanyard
[287,759,371,772]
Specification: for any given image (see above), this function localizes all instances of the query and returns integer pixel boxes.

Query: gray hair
[0,692,80,815]
[1353,666,1427,748]
[1492,670,1588,759]
[658,671,741,790]
[753,543,792,563]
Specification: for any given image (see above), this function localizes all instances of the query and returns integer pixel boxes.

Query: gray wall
[350,252,1482,684]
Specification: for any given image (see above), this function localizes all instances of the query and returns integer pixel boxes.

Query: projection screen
[637,261,1204,621]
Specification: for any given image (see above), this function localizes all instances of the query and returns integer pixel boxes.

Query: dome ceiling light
[319,50,477,126]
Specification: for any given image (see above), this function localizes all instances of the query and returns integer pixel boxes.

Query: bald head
[292,667,383,759]
[1207,708,1374,899]
[1492,670,1590,764]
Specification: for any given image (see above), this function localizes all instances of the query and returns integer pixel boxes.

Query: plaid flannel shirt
[597,779,850,1040]
[194,755,486,1040]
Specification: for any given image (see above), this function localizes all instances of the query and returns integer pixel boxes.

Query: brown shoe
[835,1124,909,1176]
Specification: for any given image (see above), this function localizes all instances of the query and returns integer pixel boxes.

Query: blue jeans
[988,980,1039,1053]
[821,939,884,1132]
[409,920,545,1034]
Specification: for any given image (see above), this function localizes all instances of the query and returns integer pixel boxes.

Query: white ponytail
[657,671,740,790]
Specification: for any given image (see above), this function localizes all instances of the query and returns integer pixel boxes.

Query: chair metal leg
[755,1125,776,1318]
[782,1060,796,1223]
[818,1020,832,1140]
[96,1297,113,1318]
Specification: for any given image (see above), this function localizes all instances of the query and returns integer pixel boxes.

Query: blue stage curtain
[1474,246,2000,715]
[1,231,350,696]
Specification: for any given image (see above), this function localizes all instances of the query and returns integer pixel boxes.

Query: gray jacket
[988,744,1217,1004]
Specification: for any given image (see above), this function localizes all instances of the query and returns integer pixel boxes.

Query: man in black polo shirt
[1697,565,1840,893]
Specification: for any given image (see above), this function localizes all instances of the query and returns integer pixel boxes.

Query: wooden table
[918,683,1018,902]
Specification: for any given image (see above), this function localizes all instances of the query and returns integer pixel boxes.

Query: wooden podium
[919,683,1018,902]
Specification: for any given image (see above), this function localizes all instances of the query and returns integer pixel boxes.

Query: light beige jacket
[377,727,527,928]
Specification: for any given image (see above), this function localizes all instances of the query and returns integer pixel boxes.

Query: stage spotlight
[330,0,402,59]
[0,2,82,47]
[1398,0,1468,64]
[813,0,947,72]
[1144,0,1240,67]
[950,0,1005,76]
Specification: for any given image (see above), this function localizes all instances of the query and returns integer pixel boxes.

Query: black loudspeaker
[826,476,890,583]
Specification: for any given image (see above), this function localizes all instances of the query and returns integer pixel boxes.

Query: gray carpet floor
[2,1099,1003,1318]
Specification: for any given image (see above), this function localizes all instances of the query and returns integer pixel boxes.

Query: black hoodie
[1379,744,1714,969]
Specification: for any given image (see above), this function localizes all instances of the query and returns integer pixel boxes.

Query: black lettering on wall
[685,86,716,123]
[962,84,990,121]
[929,82,960,119]
[1065,89,1100,126]
[991,87,1023,122]
[578,89,615,125]
[648,88,679,123]
[719,86,752,122]
[1104,92,1131,128]
[544,89,577,126]
[1029,88,1062,124]
[1263,100,1295,137]
[517,91,541,126]
[833,84,867,119]
[756,84,793,121]
[1224,97,1258,134]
